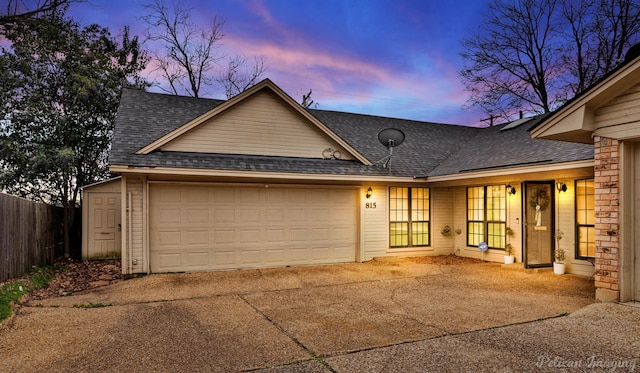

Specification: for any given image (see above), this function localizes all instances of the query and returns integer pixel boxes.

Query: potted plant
[553,248,566,275]
[503,227,516,264]
[504,243,515,264]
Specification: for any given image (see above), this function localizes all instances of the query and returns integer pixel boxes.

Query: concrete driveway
[1,257,638,372]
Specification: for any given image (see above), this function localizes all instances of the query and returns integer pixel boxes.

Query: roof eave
[109,164,423,183]
[425,160,595,183]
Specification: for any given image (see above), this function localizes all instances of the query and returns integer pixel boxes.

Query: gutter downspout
[127,191,133,274]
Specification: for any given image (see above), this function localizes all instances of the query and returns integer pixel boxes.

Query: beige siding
[362,186,455,261]
[162,90,353,160]
[430,187,456,255]
[595,83,640,128]
[125,177,145,274]
[452,187,468,257]
[362,186,389,260]
[557,180,595,277]
[506,185,522,263]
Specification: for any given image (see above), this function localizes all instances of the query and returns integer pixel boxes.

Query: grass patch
[0,264,67,322]
[0,282,27,321]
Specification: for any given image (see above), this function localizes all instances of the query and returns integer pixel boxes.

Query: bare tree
[1,0,84,25]
[141,0,266,98]
[460,0,564,120]
[562,0,640,95]
[592,0,640,73]
[217,55,267,98]
[460,0,640,122]
[301,89,319,108]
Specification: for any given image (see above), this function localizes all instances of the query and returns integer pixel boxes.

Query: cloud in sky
[67,0,490,125]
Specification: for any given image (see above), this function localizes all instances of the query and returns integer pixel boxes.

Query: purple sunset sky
[68,0,493,126]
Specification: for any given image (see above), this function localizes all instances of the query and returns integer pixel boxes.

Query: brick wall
[593,136,621,301]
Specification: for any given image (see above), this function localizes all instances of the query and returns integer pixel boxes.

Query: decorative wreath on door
[528,189,549,211]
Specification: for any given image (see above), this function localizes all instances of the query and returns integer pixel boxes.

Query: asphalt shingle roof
[110,89,594,179]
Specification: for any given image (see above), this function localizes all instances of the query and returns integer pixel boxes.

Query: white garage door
[149,184,358,272]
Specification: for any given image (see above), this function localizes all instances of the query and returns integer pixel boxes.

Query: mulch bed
[26,259,124,299]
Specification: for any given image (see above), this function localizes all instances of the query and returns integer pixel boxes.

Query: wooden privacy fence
[1,193,64,282]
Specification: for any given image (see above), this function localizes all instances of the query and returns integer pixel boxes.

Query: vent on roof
[500,117,535,131]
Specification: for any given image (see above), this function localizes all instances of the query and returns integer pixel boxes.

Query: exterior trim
[110,164,424,183]
[426,160,595,183]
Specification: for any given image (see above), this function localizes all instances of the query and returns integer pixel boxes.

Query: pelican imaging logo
[536,355,637,371]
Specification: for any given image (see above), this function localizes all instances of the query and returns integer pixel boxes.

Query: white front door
[88,192,121,257]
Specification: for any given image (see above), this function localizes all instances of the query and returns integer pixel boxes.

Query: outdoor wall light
[366,187,373,199]
[556,182,567,192]
[506,184,516,195]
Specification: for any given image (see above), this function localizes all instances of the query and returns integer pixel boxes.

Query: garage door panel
[215,209,235,223]
[290,228,309,242]
[150,185,357,272]
[266,209,285,222]
[240,249,262,264]
[157,252,182,270]
[312,228,329,240]
[239,228,262,243]
[240,189,261,203]
[332,227,354,241]
[289,247,309,262]
[312,247,330,260]
[312,208,330,222]
[239,208,262,223]
[186,188,209,203]
[156,186,182,203]
[157,230,182,246]
[265,189,285,203]
[185,230,209,245]
[158,208,181,224]
[214,251,236,266]
[334,246,352,259]
[265,248,286,264]
[214,229,235,244]
[266,229,286,243]
[288,209,307,222]
[212,188,235,202]
[287,190,308,203]
[187,252,209,268]
[186,208,210,224]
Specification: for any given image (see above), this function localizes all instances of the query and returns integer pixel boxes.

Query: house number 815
[365,202,377,209]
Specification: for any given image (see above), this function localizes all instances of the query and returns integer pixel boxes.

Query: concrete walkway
[1,258,638,372]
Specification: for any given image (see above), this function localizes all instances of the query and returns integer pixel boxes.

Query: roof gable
[136,79,369,164]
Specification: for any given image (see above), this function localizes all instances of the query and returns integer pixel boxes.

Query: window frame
[389,187,430,248]
[575,178,595,259]
[466,185,507,250]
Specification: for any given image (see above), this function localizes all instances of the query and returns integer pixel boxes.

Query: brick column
[593,136,621,302]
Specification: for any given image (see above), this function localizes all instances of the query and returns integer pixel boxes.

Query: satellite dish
[374,128,405,170]
[378,128,405,148]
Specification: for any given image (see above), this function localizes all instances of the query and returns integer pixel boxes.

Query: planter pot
[504,255,515,264]
[553,262,566,275]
